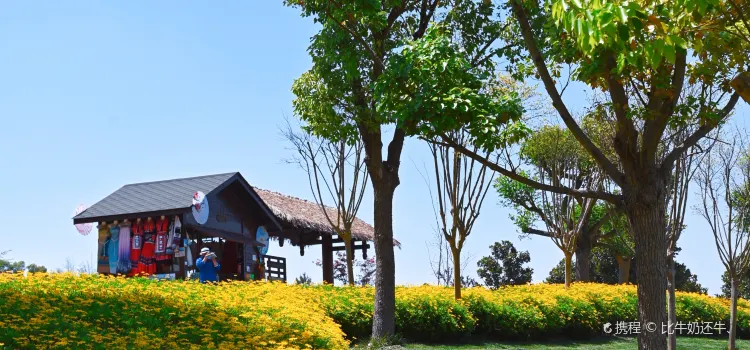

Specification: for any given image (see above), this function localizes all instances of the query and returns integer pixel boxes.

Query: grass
[354,337,750,349]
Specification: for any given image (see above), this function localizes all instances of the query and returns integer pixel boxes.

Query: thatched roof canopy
[255,189,400,247]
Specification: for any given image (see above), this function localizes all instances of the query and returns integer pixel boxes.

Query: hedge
[0,273,746,349]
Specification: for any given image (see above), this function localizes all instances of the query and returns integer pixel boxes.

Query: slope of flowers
[1,273,747,349]
[319,283,750,342]
[0,273,348,350]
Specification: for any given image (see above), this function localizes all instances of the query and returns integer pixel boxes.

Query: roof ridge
[123,172,239,187]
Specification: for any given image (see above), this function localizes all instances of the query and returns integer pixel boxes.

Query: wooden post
[322,234,334,284]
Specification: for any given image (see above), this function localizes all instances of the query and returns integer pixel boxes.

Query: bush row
[312,283,749,343]
[2,274,746,349]
[0,273,348,349]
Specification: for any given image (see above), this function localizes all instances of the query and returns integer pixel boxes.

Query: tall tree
[662,122,709,349]
[421,2,749,348]
[430,129,495,298]
[496,125,608,287]
[696,130,750,350]
[477,240,533,288]
[284,120,369,285]
[285,0,524,339]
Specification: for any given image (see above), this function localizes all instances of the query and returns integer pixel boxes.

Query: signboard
[256,226,269,256]
[150,273,175,281]
[191,191,209,225]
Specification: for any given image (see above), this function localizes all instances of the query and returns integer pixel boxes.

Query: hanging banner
[256,226,269,256]
[191,191,209,225]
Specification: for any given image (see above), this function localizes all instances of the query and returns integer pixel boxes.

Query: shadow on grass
[353,336,635,349]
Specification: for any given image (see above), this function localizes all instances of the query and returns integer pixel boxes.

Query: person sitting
[196,247,220,283]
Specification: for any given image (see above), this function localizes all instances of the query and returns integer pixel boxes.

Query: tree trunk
[615,253,631,284]
[344,236,355,286]
[667,256,677,350]
[322,234,334,284]
[628,200,668,350]
[371,182,397,339]
[576,233,592,282]
[451,245,462,299]
[564,252,573,289]
[730,276,739,350]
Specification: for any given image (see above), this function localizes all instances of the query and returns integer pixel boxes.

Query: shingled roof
[72,173,239,223]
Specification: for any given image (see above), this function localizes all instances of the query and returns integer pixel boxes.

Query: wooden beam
[322,234,333,284]
[184,224,264,246]
[305,236,362,246]
[331,243,370,252]
[73,208,189,225]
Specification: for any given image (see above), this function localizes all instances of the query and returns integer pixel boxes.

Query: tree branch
[509,0,625,187]
[522,227,555,238]
[441,134,621,203]
[661,93,740,172]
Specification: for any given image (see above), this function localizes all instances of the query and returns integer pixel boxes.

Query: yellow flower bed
[1,273,747,349]
[0,273,348,350]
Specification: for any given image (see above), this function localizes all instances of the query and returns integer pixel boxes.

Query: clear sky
[0,1,747,295]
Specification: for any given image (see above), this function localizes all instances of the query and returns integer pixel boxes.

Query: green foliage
[295,273,313,286]
[476,241,534,289]
[721,270,750,300]
[546,251,706,294]
[375,26,526,152]
[0,256,46,274]
[520,125,592,169]
[546,0,747,93]
[673,261,708,295]
[320,283,744,342]
[546,246,628,284]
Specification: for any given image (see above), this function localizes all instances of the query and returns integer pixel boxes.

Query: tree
[315,252,377,286]
[721,270,750,300]
[78,259,95,274]
[0,259,25,273]
[477,240,533,289]
[295,273,313,285]
[429,129,495,298]
[284,119,369,286]
[496,125,609,288]
[0,251,47,274]
[285,0,524,339]
[696,130,750,350]
[546,251,706,295]
[63,257,76,273]
[26,264,47,273]
[425,2,749,347]
[673,261,708,294]
[546,246,628,284]
[425,221,475,288]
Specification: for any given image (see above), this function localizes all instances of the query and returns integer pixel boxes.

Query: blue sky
[0,1,746,295]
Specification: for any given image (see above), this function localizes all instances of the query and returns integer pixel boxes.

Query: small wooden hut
[72,172,397,283]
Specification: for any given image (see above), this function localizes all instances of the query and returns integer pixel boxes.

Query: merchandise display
[97,223,109,273]
[154,216,169,261]
[107,223,120,274]
[117,221,131,273]
[90,215,201,279]
[138,218,157,275]
[129,219,143,276]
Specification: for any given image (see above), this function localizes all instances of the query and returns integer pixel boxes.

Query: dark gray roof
[73,172,238,223]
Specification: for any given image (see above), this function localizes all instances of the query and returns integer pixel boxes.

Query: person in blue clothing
[196,247,220,283]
